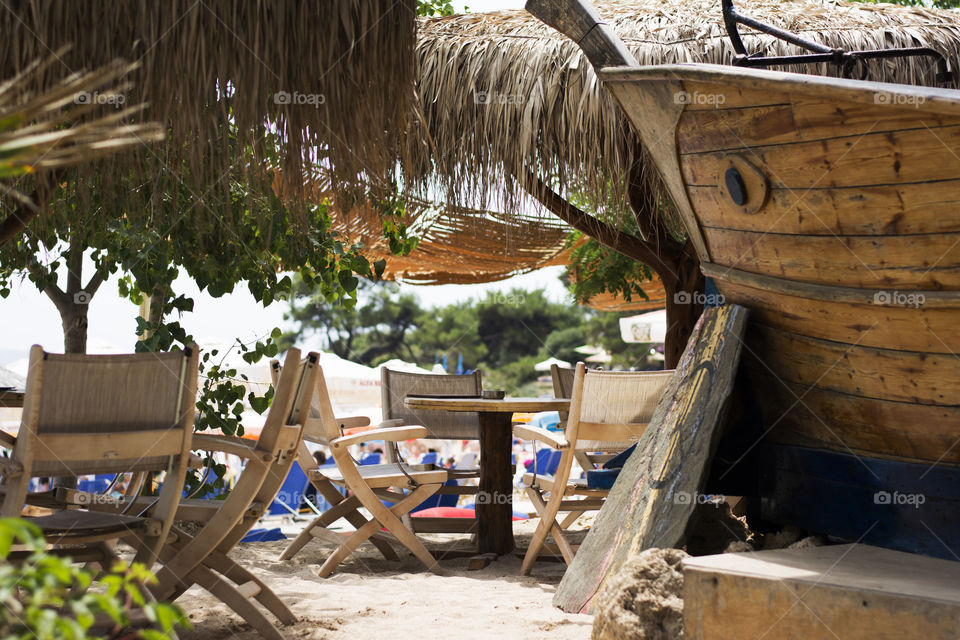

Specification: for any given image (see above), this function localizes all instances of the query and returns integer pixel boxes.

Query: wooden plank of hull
[678,96,958,154]
[688,179,960,236]
[741,373,960,464]
[681,125,960,189]
[703,227,960,290]
[713,280,960,354]
[746,325,960,406]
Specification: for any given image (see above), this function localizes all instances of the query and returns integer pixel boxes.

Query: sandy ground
[178,518,594,640]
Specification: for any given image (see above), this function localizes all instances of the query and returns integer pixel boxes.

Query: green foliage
[284,280,664,393]
[417,0,457,17]
[565,230,655,305]
[0,518,188,640]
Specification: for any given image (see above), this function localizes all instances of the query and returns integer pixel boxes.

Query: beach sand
[179,518,594,640]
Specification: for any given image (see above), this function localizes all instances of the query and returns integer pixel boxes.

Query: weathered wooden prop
[684,544,960,639]
[553,304,748,613]
[530,0,960,559]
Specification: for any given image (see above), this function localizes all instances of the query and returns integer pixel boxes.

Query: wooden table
[0,389,24,408]
[403,395,569,556]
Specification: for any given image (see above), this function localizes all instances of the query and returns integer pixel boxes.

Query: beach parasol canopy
[535,356,572,372]
[620,309,668,344]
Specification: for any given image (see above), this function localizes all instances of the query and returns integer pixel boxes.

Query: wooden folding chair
[0,344,199,626]
[380,368,483,533]
[70,348,318,640]
[287,365,450,577]
[516,362,672,575]
[271,360,401,564]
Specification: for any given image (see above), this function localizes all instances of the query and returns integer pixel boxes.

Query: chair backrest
[381,368,482,440]
[566,362,673,452]
[200,348,319,551]
[2,344,199,553]
[550,364,576,422]
[13,344,199,479]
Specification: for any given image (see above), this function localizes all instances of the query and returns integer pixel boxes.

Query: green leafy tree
[283,280,422,366]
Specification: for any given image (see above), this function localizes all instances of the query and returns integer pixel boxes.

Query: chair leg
[560,510,585,529]
[521,487,567,575]
[185,562,286,640]
[312,479,399,561]
[316,484,442,578]
[203,549,296,625]
[278,494,362,561]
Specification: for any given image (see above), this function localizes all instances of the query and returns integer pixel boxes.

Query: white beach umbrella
[534,356,572,372]
[620,309,667,344]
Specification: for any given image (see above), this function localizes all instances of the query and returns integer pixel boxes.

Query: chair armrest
[513,425,568,449]
[0,431,15,449]
[330,425,428,449]
[192,434,268,461]
[336,415,371,431]
[376,418,406,429]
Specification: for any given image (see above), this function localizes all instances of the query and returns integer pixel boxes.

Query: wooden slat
[678,97,958,154]
[681,125,960,188]
[745,325,960,406]
[32,428,183,463]
[688,179,960,236]
[576,421,647,443]
[746,377,960,464]
[554,305,748,614]
[703,227,960,289]
[601,64,960,119]
[675,81,790,112]
[714,280,960,354]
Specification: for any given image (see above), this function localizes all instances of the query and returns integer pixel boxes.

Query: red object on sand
[411,507,527,521]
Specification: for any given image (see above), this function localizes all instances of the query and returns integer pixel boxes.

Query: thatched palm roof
[403,0,960,212]
[0,1,417,216]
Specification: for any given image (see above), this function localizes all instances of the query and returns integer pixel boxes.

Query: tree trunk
[661,241,704,369]
[61,303,90,354]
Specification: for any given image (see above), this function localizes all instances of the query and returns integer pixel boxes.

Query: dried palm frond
[0,1,417,220]
[0,54,163,246]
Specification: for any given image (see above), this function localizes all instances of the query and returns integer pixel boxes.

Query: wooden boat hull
[600,64,960,555]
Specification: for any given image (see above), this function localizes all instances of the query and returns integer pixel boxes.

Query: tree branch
[0,189,44,248]
[519,169,682,283]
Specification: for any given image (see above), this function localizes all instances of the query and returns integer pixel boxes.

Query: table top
[0,389,24,408]
[404,395,569,413]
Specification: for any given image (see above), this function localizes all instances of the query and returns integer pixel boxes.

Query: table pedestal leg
[477,412,515,555]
